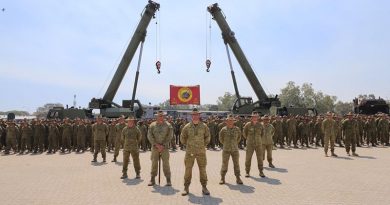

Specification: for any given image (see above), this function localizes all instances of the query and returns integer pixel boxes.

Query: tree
[33,103,63,118]
[334,101,353,115]
[216,92,236,111]
[279,81,303,107]
[158,99,191,110]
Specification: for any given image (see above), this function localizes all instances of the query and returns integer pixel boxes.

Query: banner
[170,85,200,105]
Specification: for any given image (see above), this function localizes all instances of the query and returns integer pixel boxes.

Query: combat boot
[352,152,359,157]
[202,185,210,195]
[269,163,275,168]
[331,150,338,157]
[236,176,243,184]
[91,158,97,163]
[245,172,250,178]
[219,175,225,185]
[135,172,141,179]
[111,157,117,162]
[120,173,128,179]
[259,170,266,178]
[166,177,172,186]
[148,177,155,186]
[103,157,106,163]
[181,185,189,196]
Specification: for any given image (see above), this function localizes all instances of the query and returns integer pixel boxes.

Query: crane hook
[155,61,161,74]
[206,59,211,72]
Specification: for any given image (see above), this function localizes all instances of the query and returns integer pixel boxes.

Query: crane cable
[205,11,212,72]
[155,11,161,74]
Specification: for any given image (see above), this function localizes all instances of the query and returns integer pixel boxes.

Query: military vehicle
[208,3,314,116]
[89,1,160,118]
[47,106,93,120]
[353,97,389,115]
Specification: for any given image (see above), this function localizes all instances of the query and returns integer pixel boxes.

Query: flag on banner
[170,85,200,105]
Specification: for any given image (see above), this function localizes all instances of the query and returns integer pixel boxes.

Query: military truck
[47,107,93,120]
[353,97,389,115]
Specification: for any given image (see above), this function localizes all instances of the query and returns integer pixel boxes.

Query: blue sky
[1,0,389,113]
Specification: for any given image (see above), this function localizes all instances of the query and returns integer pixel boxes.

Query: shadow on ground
[188,193,223,205]
[225,183,255,193]
[251,176,281,185]
[152,185,180,196]
[264,167,288,173]
[122,178,143,186]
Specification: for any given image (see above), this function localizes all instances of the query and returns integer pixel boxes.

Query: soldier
[314,117,324,147]
[112,116,126,162]
[243,112,265,178]
[272,116,284,148]
[147,111,173,186]
[61,118,73,153]
[377,114,389,146]
[75,120,87,152]
[180,108,211,196]
[120,116,142,179]
[20,120,33,154]
[207,116,218,150]
[261,115,275,168]
[4,121,19,154]
[33,119,46,153]
[47,121,59,153]
[322,112,337,157]
[107,120,116,152]
[287,115,297,148]
[281,116,288,148]
[138,120,149,151]
[219,114,243,185]
[91,115,108,163]
[298,118,310,148]
[342,112,359,156]
[85,120,93,151]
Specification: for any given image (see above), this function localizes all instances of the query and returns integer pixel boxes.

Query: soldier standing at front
[147,111,173,186]
[261,115,275,168]
[92,116,108,163]
[112,116,126,162]
[342,112,359,156]
[180,108,211,196]
[322,112,337,157]
[219,114,243,185]
[61,118,73,153]
[4,121,19,154]
[120,116,142,179]
[243,112,265,178]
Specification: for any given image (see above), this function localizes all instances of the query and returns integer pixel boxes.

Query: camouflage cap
[225,114,236,121]
[191,108,200,115]
[126,116,136,121]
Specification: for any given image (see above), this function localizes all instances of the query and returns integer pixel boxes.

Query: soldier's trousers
[301,134,309,146]
[114,139,122,158]
[5,138,17,153]
[20,137,32,152]
[245,145,263,173]
[141,135,150,151]
[344,135,356,153]
[48,135,58,152]
[77,135,86,151]
[94,140,106,159]
[150,148,170,177]
[316,134,324,146]
[208,134,216,148]
[379,132,389,145]
[324,135,335,153]
[107,136,115,151]
[122,149,140,175]
[220,150,240,176]
[262,144,273,164]
[90,136,94,152]
[288,130,297,146]
[33,136,44,152]
[184,151,207,186]
[62,136,72,151]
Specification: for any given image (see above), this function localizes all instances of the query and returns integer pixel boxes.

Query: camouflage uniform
[47,123,60,153]
[342,117,358,155]
[5,123,19,154]
[207,119,218,149]
[180,122,210,190]
[20,123,33,153]
[85,122,92,151]
[262,122,275,166]
[121,124,142,178]
[147,121,173,183]
[219,125,242,180]
[113,122,126,161]
[75,123,86,152]
[287,117,297,147]
[314,119,324,146]
[107,123,116,152]
[61,122,73,152]
[243,121,264,176]
[92,122,108,162]
[138,122,149,151]
[322,117,336,156]
[377,117,389,145]
[33,123,46,153]
[298,121,310,147]
[272,118,283,148]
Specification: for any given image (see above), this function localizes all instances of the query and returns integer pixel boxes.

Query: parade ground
[1,146,389,205]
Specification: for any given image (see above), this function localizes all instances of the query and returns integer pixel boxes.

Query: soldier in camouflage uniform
[61,118,73,153]
[272,116,284,148]
[298,117,310,148]
[75,120,86,152]
[180,108,211,196]
[243,112,265,178]
[207,116,218,150]
[314,117,324,147]
[20,120,33,154]
[287,115,297,148]
[120,117,142,179]
[147,111,173,186]
[47,121,60,153]
[342,112,359,156]
[322,112,337,157]
[219,114,243,185]
[112,116,126,162]
[33,119,46,153]
[91,116,108,163]
[107,120,116,152]
[262,115,275,168]
[85,120,93,152]
[377,114,389,146]
[138,120,149,151]
[4,121,19,154]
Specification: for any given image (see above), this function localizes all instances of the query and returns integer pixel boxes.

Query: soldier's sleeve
[164,123,174,145]
[270,124,275,137]
[180,124,188,145]
[204,124,211,146]
[136,127,142,143]
[219,128,224,145]
[147,124,156,146]
[243,123,249,139]
[236,127,242,144]
[121,127,126,142]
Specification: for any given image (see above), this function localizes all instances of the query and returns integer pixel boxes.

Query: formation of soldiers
[1,110,389,195]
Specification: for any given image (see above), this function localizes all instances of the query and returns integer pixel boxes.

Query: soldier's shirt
[261,123,275,145]
[342,119,355,137]
[21,125,33,139]
[180,122,211,154]
[122,126,142,151]
[147,121,173,147]
[92,123,108,141]
[6,126,19,139]
[243,122,263,147]
[219,126,241,151]
[322,119,335,137]
[115,123,126,140]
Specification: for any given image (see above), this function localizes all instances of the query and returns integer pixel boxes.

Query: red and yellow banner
[170,85,200,105]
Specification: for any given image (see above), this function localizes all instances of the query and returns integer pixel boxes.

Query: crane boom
[103,1,160,102]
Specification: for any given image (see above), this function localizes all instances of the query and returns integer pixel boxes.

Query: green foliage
[0,110,30,116]
[216,92,236,111]
[334,101,353,115]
